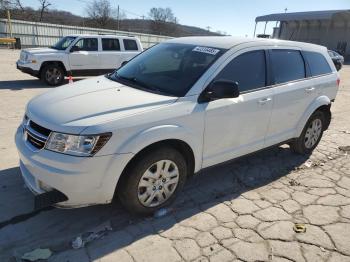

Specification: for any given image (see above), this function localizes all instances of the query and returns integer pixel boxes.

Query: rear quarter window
[304,51,332,76]
[123,39,138,51]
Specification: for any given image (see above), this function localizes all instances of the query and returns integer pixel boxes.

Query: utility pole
[117,4,120,30]
[7,10,13,38]
[206,26,211,32]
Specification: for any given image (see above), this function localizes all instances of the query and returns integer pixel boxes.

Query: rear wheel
[41,64,65,86]
[290,111,325,154]
[118,147,187,215]
[335,63,342,71]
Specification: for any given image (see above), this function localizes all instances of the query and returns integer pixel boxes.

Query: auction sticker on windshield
[193,46,220,55]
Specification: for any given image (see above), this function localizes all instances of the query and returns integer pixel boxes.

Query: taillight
[336,78,340,87]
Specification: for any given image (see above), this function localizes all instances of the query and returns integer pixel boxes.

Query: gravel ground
[0,49,350,262]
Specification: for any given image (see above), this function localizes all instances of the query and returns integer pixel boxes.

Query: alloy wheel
[304,118,322,149]
[137,160,179,207]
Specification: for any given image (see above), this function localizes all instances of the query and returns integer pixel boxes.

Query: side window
[215,50,266,93]
[73,38,98,51]
[123,39,138,51]
[270,50,305,84]
[102,38,120,51]
[304,51,332,76]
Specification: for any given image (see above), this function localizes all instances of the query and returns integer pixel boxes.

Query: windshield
[51,36,76,50]
[109,43,226,97]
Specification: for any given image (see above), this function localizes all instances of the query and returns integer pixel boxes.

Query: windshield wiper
[113,73,174,96]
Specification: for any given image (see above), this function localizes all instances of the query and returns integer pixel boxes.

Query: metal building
[255,10,350,59]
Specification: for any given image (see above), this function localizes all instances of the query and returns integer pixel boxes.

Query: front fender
[294,95,331,137]
[117,125,203,172]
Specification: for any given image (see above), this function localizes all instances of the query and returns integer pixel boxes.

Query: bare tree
[13,0,24,12]
[38,0,51,21]
[0,0,13,10]
[86,0,112,27]
[149,7,176,23]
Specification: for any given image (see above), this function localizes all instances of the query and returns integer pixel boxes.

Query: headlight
[45,132,112,156]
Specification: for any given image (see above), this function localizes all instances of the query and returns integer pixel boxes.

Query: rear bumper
[16,61,39,77]
[15,126,134,208]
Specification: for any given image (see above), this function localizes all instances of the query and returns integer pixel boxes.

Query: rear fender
[294,96,331,137]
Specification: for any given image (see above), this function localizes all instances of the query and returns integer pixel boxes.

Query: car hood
[26,76,178,134]
[24,47,63,55]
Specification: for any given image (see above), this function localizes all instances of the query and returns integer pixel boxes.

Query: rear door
[265,48,316,146]
[68,37,100,73]
[120,38,141,63]
[100,38,123,71]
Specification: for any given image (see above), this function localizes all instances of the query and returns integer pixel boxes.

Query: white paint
[15,37,339,208]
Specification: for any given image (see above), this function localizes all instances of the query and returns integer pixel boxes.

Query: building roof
[256,9,350,22]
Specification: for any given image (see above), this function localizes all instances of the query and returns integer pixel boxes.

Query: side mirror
[199,80,240,103]
[70,46,79,52]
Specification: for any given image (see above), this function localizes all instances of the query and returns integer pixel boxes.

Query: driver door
[202,49,274,168]
[68,38,100,74]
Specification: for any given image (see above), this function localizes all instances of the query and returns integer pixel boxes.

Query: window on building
[215,50,266,93]
[270,49,306,84]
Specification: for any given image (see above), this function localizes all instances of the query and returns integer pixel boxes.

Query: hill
[0,7,221,37]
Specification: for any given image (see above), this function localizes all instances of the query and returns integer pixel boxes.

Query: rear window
[304,51,332,76]
[123,39,138,51]
[102,38,120,51]
[270,50,305,84]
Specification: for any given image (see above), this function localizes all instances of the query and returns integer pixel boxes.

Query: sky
[22,0,350,36]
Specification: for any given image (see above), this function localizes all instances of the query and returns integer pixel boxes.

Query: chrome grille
[24,118,51,150]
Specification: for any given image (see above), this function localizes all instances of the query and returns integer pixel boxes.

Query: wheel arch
[39,61,68,77]
[295,96,331,137]
[115,139,196,196]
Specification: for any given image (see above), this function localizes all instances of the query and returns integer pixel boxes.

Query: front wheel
[290,111,325,154]
[41,64,65,86]
[117,147,187,215]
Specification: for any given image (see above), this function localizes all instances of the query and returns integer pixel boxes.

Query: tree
[38,0,51,21]
[149,7,176,23]
[86,0,112,27]
[14,0,24,12]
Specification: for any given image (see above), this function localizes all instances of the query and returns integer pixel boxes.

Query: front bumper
[15,126,134,208]
[16,61,39,77]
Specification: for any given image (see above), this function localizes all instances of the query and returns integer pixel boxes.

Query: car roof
[67,34,137,39]
[165,36,326,52]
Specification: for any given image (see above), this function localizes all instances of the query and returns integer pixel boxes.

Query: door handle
[305,87,315,93]
[258,97,272,105]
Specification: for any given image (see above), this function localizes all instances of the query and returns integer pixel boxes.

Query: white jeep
[16,34,143,86]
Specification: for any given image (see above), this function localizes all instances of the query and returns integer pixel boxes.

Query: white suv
[15,37,339,214]
[16,34,143,86]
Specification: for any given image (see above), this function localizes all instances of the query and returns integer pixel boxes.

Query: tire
[41,64,65,86]
[336,63,342,71]
[118,147,187,215]
[290,111,325,154]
